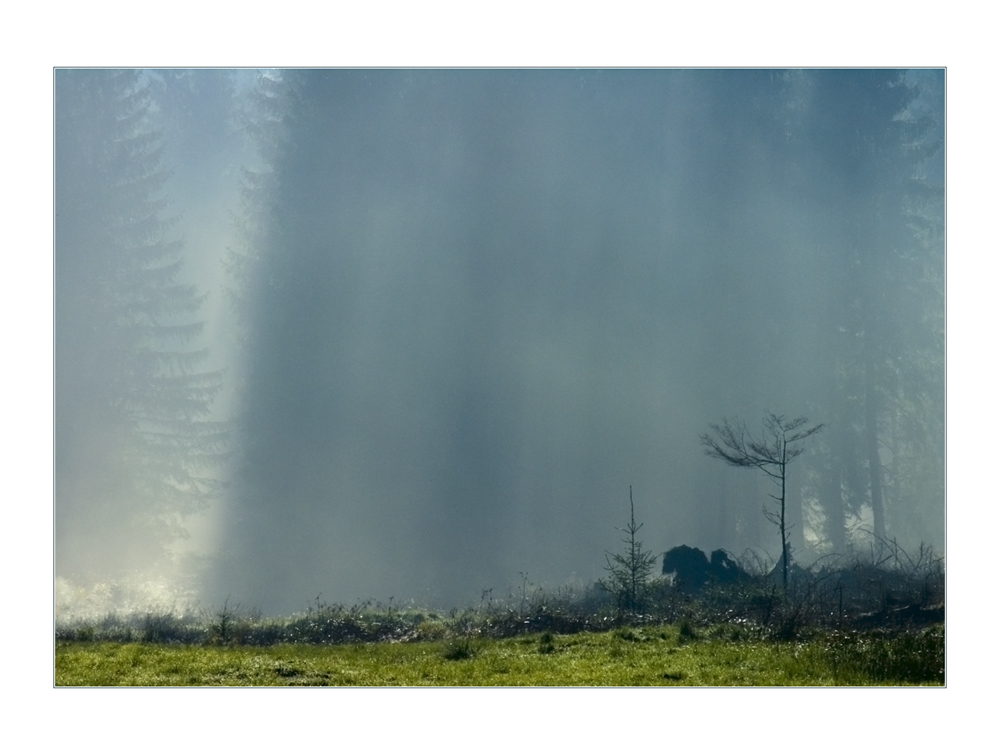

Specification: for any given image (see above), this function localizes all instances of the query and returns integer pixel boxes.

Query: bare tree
[701,413,824,592]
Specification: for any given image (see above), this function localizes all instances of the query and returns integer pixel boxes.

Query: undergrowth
[55,542,944,686]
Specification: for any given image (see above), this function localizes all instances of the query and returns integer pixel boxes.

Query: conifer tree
[801,70,944,546]
[55,70,227,580]
[600,486,658,617]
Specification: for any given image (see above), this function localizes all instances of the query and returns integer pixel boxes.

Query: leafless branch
[702,411,824,592]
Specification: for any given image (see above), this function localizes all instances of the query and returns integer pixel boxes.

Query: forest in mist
[54,69,944,616]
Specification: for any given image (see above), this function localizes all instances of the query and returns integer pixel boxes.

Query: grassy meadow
[55,621,943,687]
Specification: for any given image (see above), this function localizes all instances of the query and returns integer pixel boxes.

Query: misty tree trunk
[884,405,900,536]
[815,348,847,555]
[779,452,788,592]
[862,320,887,540]
[786,467,805,557]
[742,472,763,547]
[823,463,846,554]
[715,470,732,549]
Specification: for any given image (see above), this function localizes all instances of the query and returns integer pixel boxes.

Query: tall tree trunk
[863,326,886,539]
[885,403,902,537]
[786,466,805,557]
[780,457,788,592]
[715,469,730,549]
[823,461,846,553]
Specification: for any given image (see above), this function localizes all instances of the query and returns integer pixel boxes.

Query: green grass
[55,622,943,686]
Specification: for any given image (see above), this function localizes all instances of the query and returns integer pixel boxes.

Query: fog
[54,69,945,616]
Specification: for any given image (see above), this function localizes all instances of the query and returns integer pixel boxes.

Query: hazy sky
[54,69,945,615]
[202,70,944,613]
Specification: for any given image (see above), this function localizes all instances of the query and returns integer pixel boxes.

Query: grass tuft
[538,632,556,654]
[442,637,479,661]
[678,618,699,644]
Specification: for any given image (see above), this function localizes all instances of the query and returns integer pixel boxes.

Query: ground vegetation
[55,539,943,686]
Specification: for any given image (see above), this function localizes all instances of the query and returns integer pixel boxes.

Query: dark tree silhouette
[702,414,823,591]
[600,486,658,617]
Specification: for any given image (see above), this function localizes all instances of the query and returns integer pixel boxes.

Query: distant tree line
[681,70,943,556]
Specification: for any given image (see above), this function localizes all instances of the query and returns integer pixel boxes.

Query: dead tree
[701,413,823,592]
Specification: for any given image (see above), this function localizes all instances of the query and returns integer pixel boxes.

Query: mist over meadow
[54,69,944,616]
